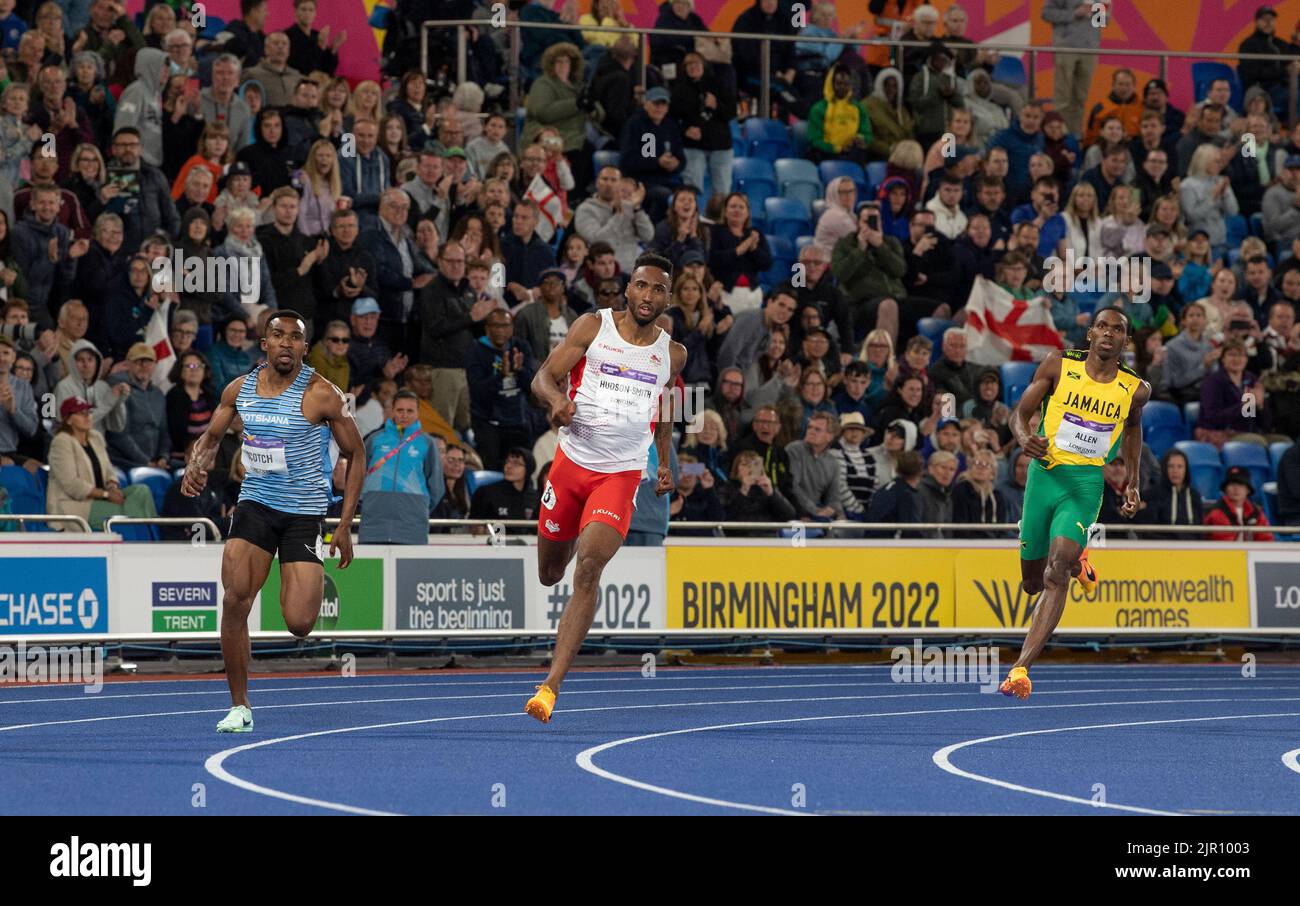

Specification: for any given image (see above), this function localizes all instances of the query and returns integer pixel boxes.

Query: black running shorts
[228,500,325,564]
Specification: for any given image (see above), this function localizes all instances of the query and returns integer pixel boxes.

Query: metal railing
[103,517,223,541]
[318,517,1300,538]
[428,17,1298,124]
[0,514,92,532]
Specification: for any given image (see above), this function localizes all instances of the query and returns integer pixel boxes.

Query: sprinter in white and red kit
[525,252,687,723]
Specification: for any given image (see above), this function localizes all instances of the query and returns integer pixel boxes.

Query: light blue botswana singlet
[236,363,332,516]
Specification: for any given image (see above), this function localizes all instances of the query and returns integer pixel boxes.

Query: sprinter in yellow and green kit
[999,307,1151,699]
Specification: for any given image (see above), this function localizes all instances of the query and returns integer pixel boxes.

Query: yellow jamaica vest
[1038,349,1141,468]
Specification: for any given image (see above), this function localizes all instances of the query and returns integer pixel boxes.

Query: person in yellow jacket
[807,66,873,165]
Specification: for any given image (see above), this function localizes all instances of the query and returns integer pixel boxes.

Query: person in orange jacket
[1084,68,1144,146]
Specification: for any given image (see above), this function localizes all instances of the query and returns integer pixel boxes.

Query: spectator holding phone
[670,452,727,534]
[719,449,797,532]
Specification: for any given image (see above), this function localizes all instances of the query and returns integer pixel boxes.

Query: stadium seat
[916,318,954,364]
[1225,215,1249,250]
[992,55,1027,87]
[200,15,227,40]
[1191,62,1243,114]
[1174,440,1224,502]
[762,235,796,289]
[999,361,1038,406]
[466,470,504,496]
[1249,212,1264,238]
[592,149,620,173]
[732,157,777,216]
[1269,441,1292,478]
[730,119,746,157]
[742,118,793,162]
[0,465,47,530]
[773,158,821,213]
[1262,480,1280,526]
[818,160,869,198]
[1141,401,1190,458]
[795,235,816,250]
[113,467,129,487]
[1222,441,1272,500]
[764,197,812,242]
[790,119,810,156]
[1182,401,1200,429]
[865,160,887,195]
[128,467,173,514]
[811,198,827,221]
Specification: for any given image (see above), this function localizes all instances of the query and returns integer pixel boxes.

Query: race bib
[242,436,288,473]
[541,480,556,510]
[1054,412,1115,459]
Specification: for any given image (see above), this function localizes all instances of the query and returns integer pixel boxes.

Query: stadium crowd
[0,0,1297,543]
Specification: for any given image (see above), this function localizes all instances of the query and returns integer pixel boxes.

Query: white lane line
[2,684,1289,734]
[5,671,1294,706]
[212,695,1300,816]
[1283,747,1300,776]
[573,699,1300,816]
[934,712,1300,814]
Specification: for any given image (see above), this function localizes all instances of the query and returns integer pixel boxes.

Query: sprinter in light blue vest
[181,311,365,733]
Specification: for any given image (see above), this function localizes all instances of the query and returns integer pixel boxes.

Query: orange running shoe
[1076,548,1098,594]
[524,684,557,723]
[999,666,1032,700]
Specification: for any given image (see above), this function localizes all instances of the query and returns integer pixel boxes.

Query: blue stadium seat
[865,160,887,195]
[764,197,812,242]
[1225,215,1249,250]
[1262,481,1280,526]
[1222,441,1272,499]
[790,119,810,156]
[773,158,821,213]
[1269,441,1292,478]
[743,118,792,162]
[818,160,869,198]
[732,157,777,216]
[811,198,827,221]
[592,149,620,173]
[1191,62,1243,113]
[0,465,47,530]
[128,467,173,514]
[114,467,129,487]
[1174,440,1224,502]
[730,119,746,157]
[916,318,954,364]
[762,235,796,290]
[1182,401,1200,429]
[466,470,504,496]
[1141,401,1190,458]
[795,235,816,250]
[999,361,1038,406]
[992,55,1027,87]
[1249,212,1264,238]
[200,15,227,40]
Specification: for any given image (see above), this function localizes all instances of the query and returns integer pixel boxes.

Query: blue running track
[3,664,1299,815]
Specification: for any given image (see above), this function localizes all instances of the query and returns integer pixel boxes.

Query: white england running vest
[558,308,672,474]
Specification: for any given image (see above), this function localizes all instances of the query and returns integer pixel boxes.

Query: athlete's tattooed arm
[1011,352,1062,462]
[530,313,602,428]
[181,376,245,497]
[1119,380,1152,518]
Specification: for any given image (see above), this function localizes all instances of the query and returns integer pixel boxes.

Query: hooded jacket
[54,339,127,434]
[815,177,859,249]
[671,62,736,153]
[863,68,914,159]
[865,417,917,487]
[522,44,588,152]
[199,85,252,153]
[808,69,872,155]
[877,175,914,242]
[113,48,166,169]
[237,108,294,199]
